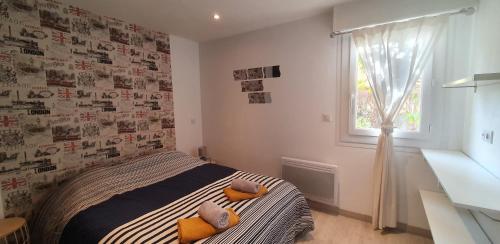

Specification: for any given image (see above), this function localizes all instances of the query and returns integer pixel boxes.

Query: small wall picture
[233,69,247,81]
[248,92,272,104]
[241,80,264,92]
[264,65,281,78]
[247,67,263,79]
[232,65,281,104]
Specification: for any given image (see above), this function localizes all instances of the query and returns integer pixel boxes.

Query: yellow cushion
[177,208,240,243]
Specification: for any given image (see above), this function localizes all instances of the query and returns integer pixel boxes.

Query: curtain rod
[329,7,475,38]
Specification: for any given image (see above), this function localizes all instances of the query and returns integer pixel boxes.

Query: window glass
[354,55,422,132]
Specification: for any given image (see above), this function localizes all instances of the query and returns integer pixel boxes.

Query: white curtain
[352,16,447,229]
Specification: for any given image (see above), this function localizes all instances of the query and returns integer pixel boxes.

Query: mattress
[31,151,314,243]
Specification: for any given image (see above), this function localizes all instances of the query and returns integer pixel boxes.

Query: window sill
[337,132,431,153]
[336,140,422,153]
[349,128,428,140]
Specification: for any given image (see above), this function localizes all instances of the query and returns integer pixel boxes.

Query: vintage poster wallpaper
[0,0,175,217]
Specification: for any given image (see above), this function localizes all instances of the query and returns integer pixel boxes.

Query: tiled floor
[295,210,434,244]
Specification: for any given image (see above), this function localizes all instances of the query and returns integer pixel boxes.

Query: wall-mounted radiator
[281,157,339,207]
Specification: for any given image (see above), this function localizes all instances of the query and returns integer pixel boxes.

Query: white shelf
[442,72,500,89]
[421,149,500,214]
[420,190,490,244]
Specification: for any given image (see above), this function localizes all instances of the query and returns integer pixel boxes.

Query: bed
[31,151,314,244]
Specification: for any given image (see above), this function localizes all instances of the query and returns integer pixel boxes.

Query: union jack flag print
[121,90,131,100]
[132,67,145,76]
[58,88,75,99]
[128,24,142,33]
[79,112,96,122]
[160,54,170,64]
[0,52,12,62]
[52,31,70,45]
[69,6,88,17]
[64,141,81,153]
[136,111,147,119]
[75,60,93,70]
[124,133,134,143]
[0,115,18,128]
[116,44,128,56]
[164,92,173,102]
[1,177,27,191]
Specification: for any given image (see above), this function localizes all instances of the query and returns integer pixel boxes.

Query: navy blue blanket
[60,164,236,244]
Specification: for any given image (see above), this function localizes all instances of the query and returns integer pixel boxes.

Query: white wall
[170,36,203,156]
[462,0,500,241]
[463,0,500,178]
[199,13,467,229]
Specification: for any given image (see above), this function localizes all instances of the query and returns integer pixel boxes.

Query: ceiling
[64,0,353,42]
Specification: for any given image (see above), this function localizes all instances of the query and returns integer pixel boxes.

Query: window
[351,53,426,137]
[337,35,432,144]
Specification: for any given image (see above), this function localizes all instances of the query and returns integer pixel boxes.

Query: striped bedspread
[31,151,314,244]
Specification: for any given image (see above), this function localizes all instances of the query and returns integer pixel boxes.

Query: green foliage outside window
[355,56,422,132]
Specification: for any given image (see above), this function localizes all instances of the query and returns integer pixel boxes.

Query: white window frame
[336,34,433,147]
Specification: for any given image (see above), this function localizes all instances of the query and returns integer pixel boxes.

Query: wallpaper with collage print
[0,0,175,218]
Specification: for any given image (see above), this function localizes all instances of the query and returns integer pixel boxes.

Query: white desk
[421,149,500,213]
[420,190,490,244]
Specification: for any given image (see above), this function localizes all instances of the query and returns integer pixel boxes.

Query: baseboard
[306,199,339,214]
[397,223,432,238]
[306,199,432,239]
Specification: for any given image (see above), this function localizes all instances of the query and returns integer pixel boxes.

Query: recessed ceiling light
[213,13,221,20]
